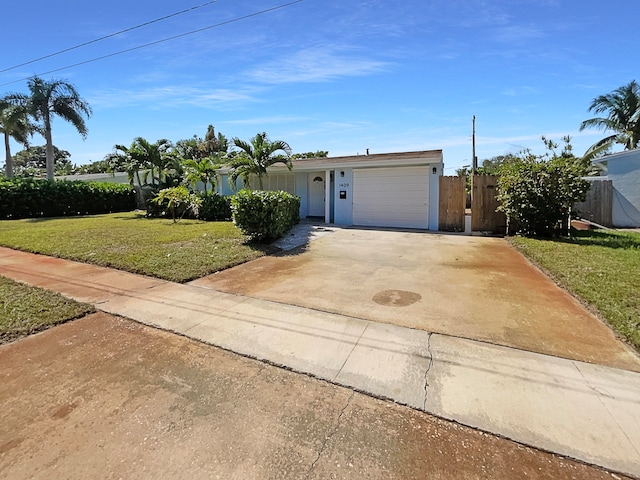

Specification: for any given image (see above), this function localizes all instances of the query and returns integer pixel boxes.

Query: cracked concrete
[423,332,434,410]
[306,391,356,478]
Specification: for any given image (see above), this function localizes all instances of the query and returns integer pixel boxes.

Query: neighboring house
[592,149,640,228]
[218,150,444,230]
[56,172,135,185]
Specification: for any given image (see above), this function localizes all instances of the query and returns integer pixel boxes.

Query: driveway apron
[191,228,640,372]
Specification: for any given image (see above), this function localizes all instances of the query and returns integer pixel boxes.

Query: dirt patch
[0,314,628,479]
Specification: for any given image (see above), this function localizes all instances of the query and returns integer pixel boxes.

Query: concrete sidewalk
[1,246,639,478]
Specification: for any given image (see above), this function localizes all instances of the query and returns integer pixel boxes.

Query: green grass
[0,276,94,344]
[0,212,266,282]
[511,230,640,350]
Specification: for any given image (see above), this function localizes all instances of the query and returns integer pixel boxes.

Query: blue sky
[2,0,638,173]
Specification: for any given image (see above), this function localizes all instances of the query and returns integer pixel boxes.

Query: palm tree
[183,155,223,195]
[229,132,292,190]
[0,94,34,177]
[115,137,177,187]
[201,125,229,157]
[580,80,640,158]
[26,76,92,180]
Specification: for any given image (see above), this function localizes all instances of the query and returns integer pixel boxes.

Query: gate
[471,175,506,233]
[438,176,466,232]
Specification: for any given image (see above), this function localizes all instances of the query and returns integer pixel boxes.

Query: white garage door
[353,166,429,229]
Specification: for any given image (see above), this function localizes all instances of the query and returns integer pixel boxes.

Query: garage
[352,166,430,229]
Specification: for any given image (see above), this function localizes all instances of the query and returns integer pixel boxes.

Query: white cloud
[248,47,391,84]
[223,115,310,126]
[88,85,258,108]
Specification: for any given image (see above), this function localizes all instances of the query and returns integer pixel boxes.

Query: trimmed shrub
[198,192,232,221]
[0,178,136,219]
[231,189,300,242]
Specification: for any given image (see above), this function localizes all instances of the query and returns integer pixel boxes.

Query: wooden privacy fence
[574,179,613,227]
[438,175,611,233]
[471,175,506,234]
[438,176,466,231]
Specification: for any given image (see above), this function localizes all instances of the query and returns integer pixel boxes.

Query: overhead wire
[0,1,220,74]
[0,0,304,87]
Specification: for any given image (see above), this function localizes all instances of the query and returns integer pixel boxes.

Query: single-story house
[218,150,444,230]
[592,149,640,228]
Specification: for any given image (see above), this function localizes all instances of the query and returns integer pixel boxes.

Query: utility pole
[471,115,477,203]
[472,115,477,175]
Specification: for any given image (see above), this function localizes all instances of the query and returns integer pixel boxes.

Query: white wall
[607,152,640,227]
[333,168,353,225]
[429,163,443,230]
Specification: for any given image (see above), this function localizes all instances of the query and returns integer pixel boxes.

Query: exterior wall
[608,155,640,227]
[333,168,353,225]
[56,172,132,184]
[428,163,443,230]
[295,172,309,218]
[218,174,241,196]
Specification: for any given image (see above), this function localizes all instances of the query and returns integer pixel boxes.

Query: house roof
[217,149,443,174]
[593,148,640,165]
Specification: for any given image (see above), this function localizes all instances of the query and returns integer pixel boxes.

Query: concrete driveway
[0,313,624,480]
[191,227,640,371]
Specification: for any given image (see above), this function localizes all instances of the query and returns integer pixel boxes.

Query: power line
[0,1,304,87]
[0,1,220,74]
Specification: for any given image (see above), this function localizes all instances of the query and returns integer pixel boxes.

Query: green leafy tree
[74,158,113,174]
[496,136,591,237]
[455,154,518,193]
[174,136,203,161]
[580,80,640,158]
[0,94,34,177]
[291,150,329,159]
[13,145,71,177]
[26,76,92,180]
[229,132,292,190]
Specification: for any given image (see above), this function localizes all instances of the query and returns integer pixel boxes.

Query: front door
[308,173,325,217]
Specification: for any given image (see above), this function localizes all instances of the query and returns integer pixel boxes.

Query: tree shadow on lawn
[555,230,640,250]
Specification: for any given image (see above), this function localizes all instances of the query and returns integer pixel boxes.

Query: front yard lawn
[0,276,94,344]
[0,212,266,283]
[512,230,640,351]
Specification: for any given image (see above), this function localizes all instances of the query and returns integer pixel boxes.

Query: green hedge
[231,190,300,242]
[0,178,136,219]
[198,192,232,221]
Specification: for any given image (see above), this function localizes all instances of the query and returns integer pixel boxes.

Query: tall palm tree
[0,94,34,177]
[201,125,229,157]
[229,132,292,190]
[26,76,92,180]
[580,80,640,158]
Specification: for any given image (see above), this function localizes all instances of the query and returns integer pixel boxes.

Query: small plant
[152,186,202,223]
